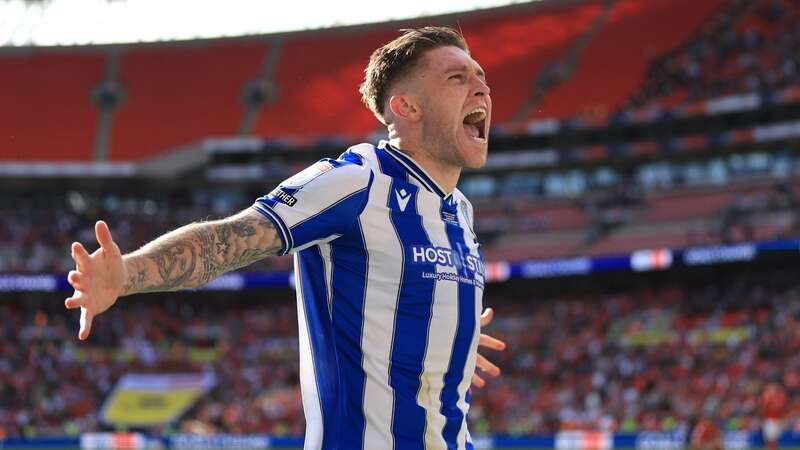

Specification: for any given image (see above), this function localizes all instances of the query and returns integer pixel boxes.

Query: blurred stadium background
[1,0,800,448]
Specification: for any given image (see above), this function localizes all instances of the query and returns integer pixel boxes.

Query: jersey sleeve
[251,158,374,255]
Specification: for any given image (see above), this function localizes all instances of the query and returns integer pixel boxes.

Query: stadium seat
[0,52,105,160]
[640,190,735,223]
[112,41,269,161]
[474,199,589,232]
[531,0,724,119]
[251,28,395,139]
[586,220,699,255]
[253,2,603,138]
[463,0,603,123]
[483,229,585,260]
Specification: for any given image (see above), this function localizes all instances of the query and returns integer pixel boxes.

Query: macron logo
[395,188,411,212]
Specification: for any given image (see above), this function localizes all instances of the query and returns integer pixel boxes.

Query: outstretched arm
[119,208,281,294]
[65,208,281,340]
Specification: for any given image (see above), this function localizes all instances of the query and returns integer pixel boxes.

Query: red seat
[0,52,105,160]
[112,41,269,161]
[465,0,603,124]
[253,2,602,138]
[252,29,395,139]
[641,191,735,223]
[531,0,724,119]
[587,224,692,256]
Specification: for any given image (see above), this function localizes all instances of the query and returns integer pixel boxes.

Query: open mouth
[462,106,487,142]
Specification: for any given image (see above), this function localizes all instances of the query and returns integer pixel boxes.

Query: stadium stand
[3,267,800,437]
[253,0,606,138]
[112,41,270,161]
[629,0,800,108]
[250,29,393,140]
[2,173,795,272]
[4,0,798,164]
[0,187,295,274]
[471,267,800,435]
[464,0,604,123]
[530,0,724,120]
[0,0,721,161]
[0,51,105,160]
[0,292,302,437]
[3,0,800,445]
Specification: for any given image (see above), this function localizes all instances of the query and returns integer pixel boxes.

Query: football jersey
[252,141,485,450]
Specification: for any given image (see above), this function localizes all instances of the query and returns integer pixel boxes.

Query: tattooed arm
[64,208,281,340]
[121,208,281,294]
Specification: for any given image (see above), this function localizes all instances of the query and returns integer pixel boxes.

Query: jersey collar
[379,140,450,199]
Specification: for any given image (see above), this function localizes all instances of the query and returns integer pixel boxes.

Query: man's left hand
[472,307,506,388]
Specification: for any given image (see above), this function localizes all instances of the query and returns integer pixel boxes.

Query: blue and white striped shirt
[253,141,485,450]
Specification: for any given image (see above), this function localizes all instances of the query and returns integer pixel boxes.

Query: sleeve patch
[270,188,298,206]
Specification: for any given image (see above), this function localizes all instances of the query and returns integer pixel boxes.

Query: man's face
[412,45,491,169]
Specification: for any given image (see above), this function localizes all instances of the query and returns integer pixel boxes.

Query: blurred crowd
[2,268,800,438]
[470,269,800,435]
[629,0,800,108]
[5,176,799,273]
[0,292,302,438]
[0,188,294,274]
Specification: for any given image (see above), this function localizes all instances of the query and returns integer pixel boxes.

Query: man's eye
[449,74,464,81]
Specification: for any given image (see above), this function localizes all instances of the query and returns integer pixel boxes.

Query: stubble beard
[421,116,465,170]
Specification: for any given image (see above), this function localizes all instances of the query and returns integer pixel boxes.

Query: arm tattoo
[149,242,197,289]
[122,258,148,294]
[121,209,281,295]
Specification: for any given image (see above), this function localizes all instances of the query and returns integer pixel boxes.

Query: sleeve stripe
[251,203,294,256]
[289,182,372,231]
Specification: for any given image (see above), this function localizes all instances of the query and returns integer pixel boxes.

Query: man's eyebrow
[444,64,486,78]
[444,64,469,74]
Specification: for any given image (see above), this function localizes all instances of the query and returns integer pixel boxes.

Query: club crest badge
[282,161,335,188]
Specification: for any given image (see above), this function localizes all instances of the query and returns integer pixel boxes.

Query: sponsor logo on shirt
[411,245,485,273]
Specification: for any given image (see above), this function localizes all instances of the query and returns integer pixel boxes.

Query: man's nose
[473,77,490,97]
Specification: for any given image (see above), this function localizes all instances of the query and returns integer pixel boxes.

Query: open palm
[64,221,125,340]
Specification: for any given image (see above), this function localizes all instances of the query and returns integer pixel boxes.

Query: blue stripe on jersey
[251,203,292,255]
[375,147,409,181]
[329,217,369,449]
[290,174,373,250]
[297,247,340,449]
[338,148,365,166]
[386,179,435,450]
[384,144,446,198]
[440,198,478,448]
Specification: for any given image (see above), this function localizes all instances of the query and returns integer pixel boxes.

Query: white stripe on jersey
[318,242,334,318]
[294,259,324,450]
[359,176,403,449]
[417,192,460,450]
[458,197,484,450]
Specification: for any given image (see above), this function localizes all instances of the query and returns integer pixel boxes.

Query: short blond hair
[359,26,469,125]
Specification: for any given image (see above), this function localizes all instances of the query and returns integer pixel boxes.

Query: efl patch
[282,161,334,188]
[271,188,298,206]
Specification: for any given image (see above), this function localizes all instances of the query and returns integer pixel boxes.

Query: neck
[387,135,461,195]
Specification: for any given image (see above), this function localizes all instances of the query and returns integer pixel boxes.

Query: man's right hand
[65,220,125,340]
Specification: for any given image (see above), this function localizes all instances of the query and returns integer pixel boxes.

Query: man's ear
[388,94,422,123]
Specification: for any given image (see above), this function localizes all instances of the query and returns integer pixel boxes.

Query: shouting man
[66,27,505,450]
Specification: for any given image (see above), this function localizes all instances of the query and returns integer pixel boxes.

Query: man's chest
[357,177,485,291]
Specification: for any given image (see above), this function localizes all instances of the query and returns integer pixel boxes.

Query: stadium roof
[0,0,530,47]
